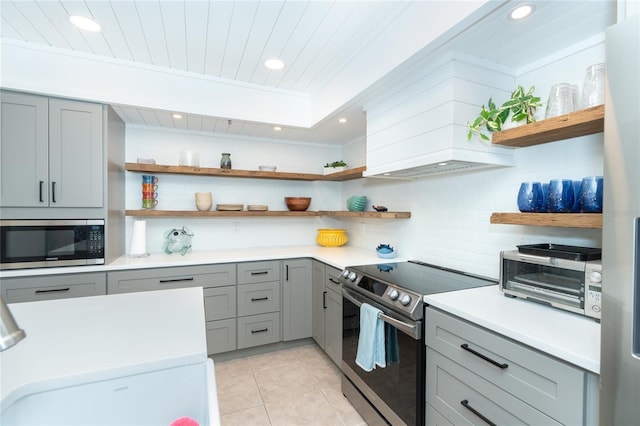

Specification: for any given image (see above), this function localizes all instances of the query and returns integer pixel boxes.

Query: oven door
[342,287,424,426]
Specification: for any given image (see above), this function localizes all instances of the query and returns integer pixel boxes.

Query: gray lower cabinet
[0,90,103,208]
[107,264,237,355]
[312,260,342,366]
[1,272,106,303]
[425,306,597,425]
[236,260,281,349]
[282,258,312,341]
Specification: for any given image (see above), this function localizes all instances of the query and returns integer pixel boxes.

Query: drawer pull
[461,399,496,426]
[159,277,195,283]
[251,328,269,334]
[35,287,70,294]
[251,297,269,302]
[328,278,340,285]
[250,271,269,276]
[461,343,508,369]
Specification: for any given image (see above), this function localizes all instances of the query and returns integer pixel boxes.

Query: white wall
[124,38,605,279]
[124,126,345,253]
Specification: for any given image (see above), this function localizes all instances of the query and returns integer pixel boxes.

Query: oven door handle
[342,288,421,339]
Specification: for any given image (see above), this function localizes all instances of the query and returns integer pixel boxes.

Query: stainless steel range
[339,260,496,425]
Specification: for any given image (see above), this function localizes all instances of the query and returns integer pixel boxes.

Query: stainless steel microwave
[500,250,602,320]
[0,219,105,270]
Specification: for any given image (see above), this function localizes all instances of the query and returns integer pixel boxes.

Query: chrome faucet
[0,296,25,351]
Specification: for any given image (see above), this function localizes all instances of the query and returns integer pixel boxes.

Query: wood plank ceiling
[0,1,616,145]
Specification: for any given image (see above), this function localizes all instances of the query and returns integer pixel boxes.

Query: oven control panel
[340,269,422,317]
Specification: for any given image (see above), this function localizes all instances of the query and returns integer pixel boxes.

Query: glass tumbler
[582,63,606,108]
[547,179,575,213]
[517,182,544,212]
[545,83,573,118]
[580,176,604,212]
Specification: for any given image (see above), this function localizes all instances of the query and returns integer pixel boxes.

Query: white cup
[180,150,200,167]
[195,192,212,211]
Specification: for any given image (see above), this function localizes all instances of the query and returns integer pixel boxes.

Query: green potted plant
[467,85,542,141]
[323,160,348,175]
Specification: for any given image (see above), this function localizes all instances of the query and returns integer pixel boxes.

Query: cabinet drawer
[237,312,281,349]
[107,264,235,293]
[237,281,280,317]
[427,347,560,426]
[425,403,454,426]
[237,261,280,284]
[206,318,236,355]
[1,273,106,303]
[203,286,236,321]
[325,265,342,295]
[425,307,585,425]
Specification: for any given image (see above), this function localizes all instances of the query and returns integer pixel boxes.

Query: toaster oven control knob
[348,272,358,282]
[589,271,602,283]
[399,294,412,306]
[388,289,399,301]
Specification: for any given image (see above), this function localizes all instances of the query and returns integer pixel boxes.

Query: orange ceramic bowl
[285,197,311,211]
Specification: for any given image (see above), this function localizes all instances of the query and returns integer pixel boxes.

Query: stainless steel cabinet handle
[51,181,56,203]
[460,400,496,426]
[251,328,269,334]
[250,271,268,276]
[159,277,195,283]
[35,287,70,294]
[461,343,508,369]
[251,297,269,302]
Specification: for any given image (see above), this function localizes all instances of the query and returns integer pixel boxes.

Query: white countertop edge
[424,285,601,374]
[1,245,402,277]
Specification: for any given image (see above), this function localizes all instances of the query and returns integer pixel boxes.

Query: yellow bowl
[316,228,348,247]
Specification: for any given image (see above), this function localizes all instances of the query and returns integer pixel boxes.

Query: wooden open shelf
[125,209,411,219]
[125,163,366,182]
[491,105,604,148]
[490,212,602,229]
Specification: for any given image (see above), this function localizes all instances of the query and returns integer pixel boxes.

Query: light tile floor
[214,343,366,426]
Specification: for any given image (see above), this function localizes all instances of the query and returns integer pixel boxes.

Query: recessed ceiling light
[338,117,348,124]
[264,59,285,70]
[68,14,101,32]
[274,126,282,131]
[508,4,534,20]
[172,113,183,119]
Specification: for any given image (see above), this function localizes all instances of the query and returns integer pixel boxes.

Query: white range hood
[363,54,516,179]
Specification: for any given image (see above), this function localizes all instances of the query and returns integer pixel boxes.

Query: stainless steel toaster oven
[500,249,602,320]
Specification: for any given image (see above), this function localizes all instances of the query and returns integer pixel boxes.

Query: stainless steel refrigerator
[601,13,640,425]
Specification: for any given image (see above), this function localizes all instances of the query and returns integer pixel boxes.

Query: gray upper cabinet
[0,91,103,208]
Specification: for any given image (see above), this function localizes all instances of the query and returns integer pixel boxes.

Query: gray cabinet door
[312,260,326,348]
[324,284,343,366]
[1,272,106,303]
[282,258,312,341]
[48,98,103,207]
[0,91,48,207]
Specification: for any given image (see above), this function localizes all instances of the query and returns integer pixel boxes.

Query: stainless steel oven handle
[342,288,421,339]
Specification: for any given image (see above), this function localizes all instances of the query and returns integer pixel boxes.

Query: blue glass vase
[547,179,575,213]
[517,182,544,212]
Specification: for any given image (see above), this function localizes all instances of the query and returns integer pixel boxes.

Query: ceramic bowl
[259,165,277,172]
[376,250,397,259]
[316,229,348,247]
[285,197,311,211]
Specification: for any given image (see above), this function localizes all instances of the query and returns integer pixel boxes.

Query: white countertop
[424,285,601,374]
[0,245,399,278]
[0,287,211,409]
